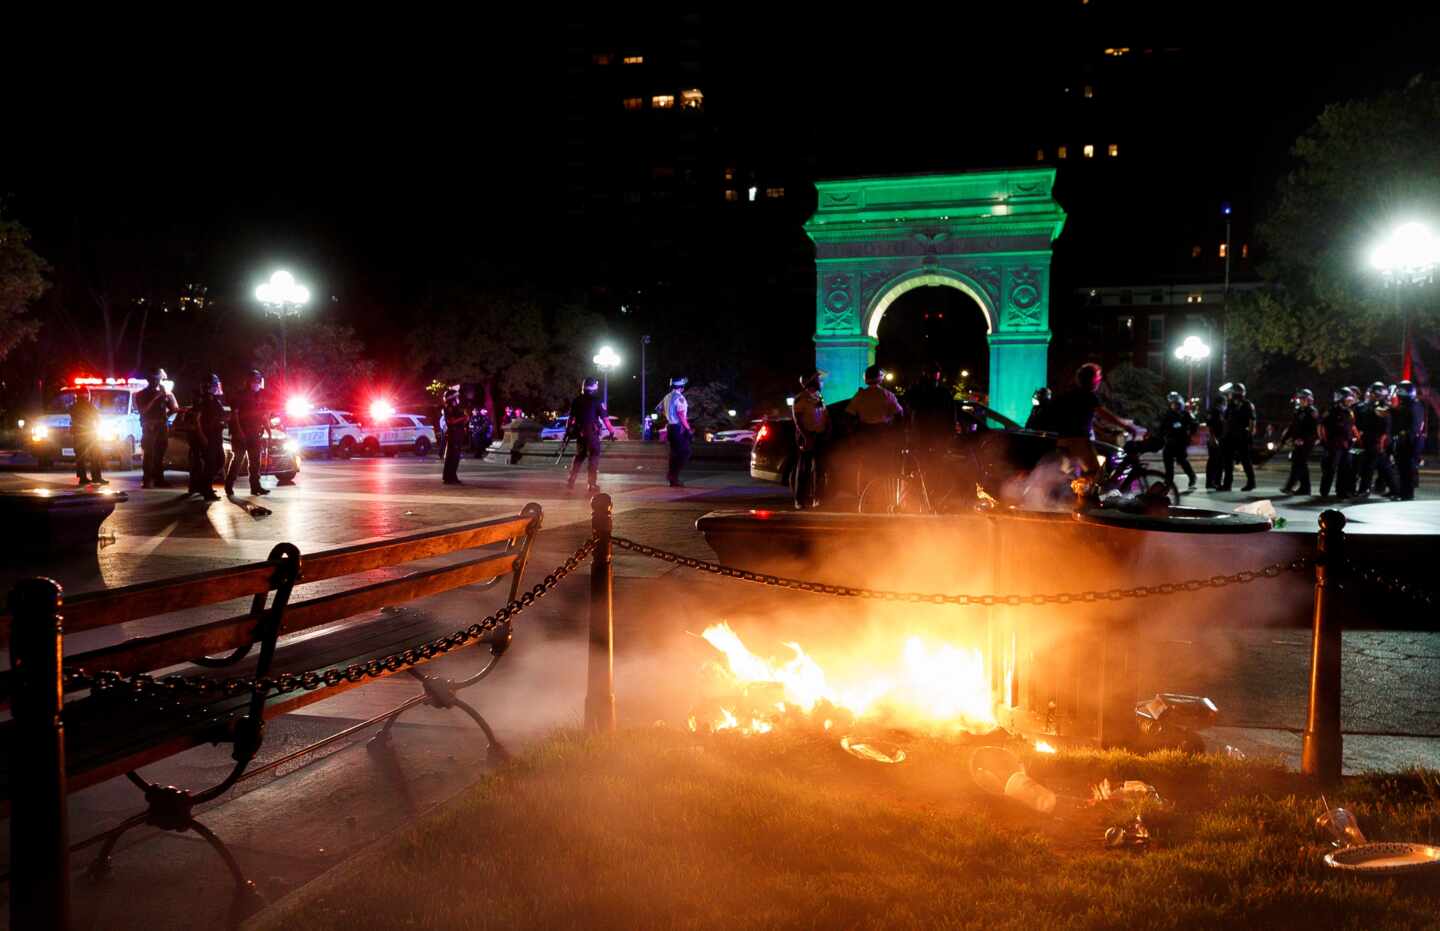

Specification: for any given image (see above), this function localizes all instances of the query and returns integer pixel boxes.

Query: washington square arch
[804,168,1066,424]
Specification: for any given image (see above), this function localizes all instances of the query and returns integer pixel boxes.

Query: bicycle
[1085,435,1180,508]
[857,432,973,515]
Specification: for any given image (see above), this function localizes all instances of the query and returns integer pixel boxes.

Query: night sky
[4,3,1438,393]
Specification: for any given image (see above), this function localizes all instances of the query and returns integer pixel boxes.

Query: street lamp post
[254,270,311,383]
[1370,221,1440,381]
[640,335,651,438]
[1174,335,1211,404]
[593,345,621,408]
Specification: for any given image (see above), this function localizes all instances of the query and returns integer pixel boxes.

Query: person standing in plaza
[190,374,224,501]
[1354,382,1397,498]
[69,387,106,486]
[1204,393,1228,490]
[1390,380,1425,501]
[566,377,615,493]
[225,369,272,497]
[791,369,830,509]
[659,376,692,488]
[1318,387,1357,498]
[441,386,469,485]
[1279,388,1319,495]
[1218,382,1256,492]
[136,367,178,488]
[1156,391,1197,491]
[472,408,493,460]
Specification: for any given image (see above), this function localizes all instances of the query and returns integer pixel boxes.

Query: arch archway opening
[873,286,990,392]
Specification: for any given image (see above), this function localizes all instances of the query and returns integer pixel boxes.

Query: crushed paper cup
[1233,499,1278,521]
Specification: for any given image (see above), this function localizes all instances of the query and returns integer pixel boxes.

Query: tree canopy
[1232,76,1440,374]
[254,320,376,402]
[0,209,48,363]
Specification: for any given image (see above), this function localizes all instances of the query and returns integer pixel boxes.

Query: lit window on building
[724,189,738,202]
[1118,315,1135,334]
[652,95,674,109]
[1057,145,1068,159]
[723,166,735,181]
[592,53,612,66]
[765,187,785,199]
[1104,47,1131,56]
[623,55,644,65]
[1036,148,1045,161]
[747,186,757,202]
[680,88,703,110]
[1191,245,1202,258]
[1083,85,1094,98]
[1108,143,1119,157]
[622,97,643,111]
[1219,243,1228,258]
[1083,144,1095,158]
[1241,243,1249,259]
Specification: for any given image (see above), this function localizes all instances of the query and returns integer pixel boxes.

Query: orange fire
[692,622,996,736]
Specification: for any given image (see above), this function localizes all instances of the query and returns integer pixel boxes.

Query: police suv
[281,407,367,459]
[26,377,147,469]
[361,413,438,457]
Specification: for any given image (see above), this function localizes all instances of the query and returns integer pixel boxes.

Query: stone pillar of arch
[805,170,1066,424]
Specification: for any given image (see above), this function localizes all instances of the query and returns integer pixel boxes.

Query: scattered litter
[970,746,1055,813]
[1104,816,1151,848]
[839,736,906,764]
[1092,778,1162,804]
[1136,693,1219,735]
[1318,798,1367,848]
[1234,499,1278,521]
[1222,745,1247,761]
[1005,771,1057,814]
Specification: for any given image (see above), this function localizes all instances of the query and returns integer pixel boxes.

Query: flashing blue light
[1221,202,1233,217]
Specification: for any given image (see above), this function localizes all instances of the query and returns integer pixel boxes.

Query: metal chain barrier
[611,536,1310,606]
[1343,561,1437,609]
[61,537,597,702]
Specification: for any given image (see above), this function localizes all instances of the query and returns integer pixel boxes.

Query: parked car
[25,379,147,469]
[539,416,628,441]
[282,407,366,459]
[164,409,301,485]
[710,422,761,444]
[360,413,438,457]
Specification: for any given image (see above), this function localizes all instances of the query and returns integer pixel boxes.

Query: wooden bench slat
[296,515,533,584]
[48,551,519,685]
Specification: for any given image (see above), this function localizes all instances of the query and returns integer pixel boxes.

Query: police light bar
[71,376,148,387]
[369,400,395,421]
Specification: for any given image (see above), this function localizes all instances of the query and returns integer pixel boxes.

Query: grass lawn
[251,728,1440,930]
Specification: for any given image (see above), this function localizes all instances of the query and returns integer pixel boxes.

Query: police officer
[1279,389,1319,495]
[1390,380,1425,500]
[1025,386,1053,431]
[1354,381,1397,498]
[1156,391,1198,491]
[472,408,494,460]
[1204,392,1228,490]
[136,367,178,488]
[69,387,107,486]
[189,374,224,501]
[659,376,692,488]
[225,369,272,497]
[441,386,468,485]
[1218,382,1256,492]
[1318,387,1357,498]
[792,369,829,509]
[564,378,615,493]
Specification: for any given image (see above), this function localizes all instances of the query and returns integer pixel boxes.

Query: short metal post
[585,494,616,733]
[1302,510,1345,782]
[9,577,70,931]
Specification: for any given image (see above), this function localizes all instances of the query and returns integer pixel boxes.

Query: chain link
[61,538,597,701]
[1343,561,1437,609]
[610,536,1310,606]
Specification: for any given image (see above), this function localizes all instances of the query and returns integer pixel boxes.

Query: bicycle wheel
[1123,468,1180,507]
[859,476,901,514]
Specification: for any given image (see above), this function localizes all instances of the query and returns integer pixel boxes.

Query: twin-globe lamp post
[1174,335,1211,404]
[593,345,621,407]
[254,270,311,384]
[1370,221,1440,381]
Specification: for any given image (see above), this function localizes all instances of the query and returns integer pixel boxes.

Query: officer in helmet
[1204,391,1228,490]
[1318,387,1358,498]
[1390,380,1425,500]
[1025,386,1053,431]
[136,366,179,488]
[441,385,469,485]
[1155,390,1198,491]
[659,376,692,488]
[1354,381,1397,498]
[189,374,225,501]
[225,369,272,497]
[1278,389,1319,495]
[1218,382,1256,492]
[566,376,615,493]
[791,369,829,509]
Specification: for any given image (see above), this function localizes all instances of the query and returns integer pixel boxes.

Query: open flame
[692,622,996,737]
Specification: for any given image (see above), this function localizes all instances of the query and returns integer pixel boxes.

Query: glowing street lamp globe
[593,346,621,371]
[255,270,311,310]
[1173,335,1211,363]
[1369,221,1440,284]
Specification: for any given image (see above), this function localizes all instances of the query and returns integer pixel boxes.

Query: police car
[360,412,438,457]
[281,407,366,459]
[539,416,628,441]
[25,377,148,470]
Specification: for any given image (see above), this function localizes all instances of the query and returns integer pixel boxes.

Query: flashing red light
[369,399,396,421]
[71,376,147,387]
[285,396,313,418]
[755,422,770,442]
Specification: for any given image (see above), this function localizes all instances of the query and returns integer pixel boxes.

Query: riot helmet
[799,369,826,391]
[669,376,688,389]
[206,374,222,395]
[1294,388,1314,407]
[1395,380,1417,400]
[1230,382,1247,398]
[249,369,265,390]
[1032,386,1052,406]
[1166,390,1183,409]
[1368,381,1388,400]
[582,377,600,395]
[1332,387,1353,404]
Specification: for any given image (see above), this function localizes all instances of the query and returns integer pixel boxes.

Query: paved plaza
[1,452,1436,929]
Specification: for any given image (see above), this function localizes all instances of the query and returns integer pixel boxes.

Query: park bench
[2,502,569,928]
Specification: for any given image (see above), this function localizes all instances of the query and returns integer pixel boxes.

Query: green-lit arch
[863,269,996,339]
